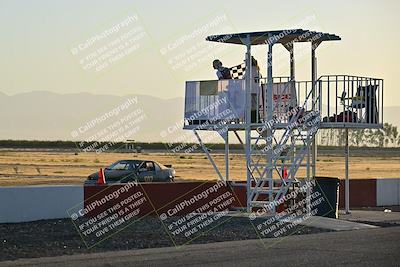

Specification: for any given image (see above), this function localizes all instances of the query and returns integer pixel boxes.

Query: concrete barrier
[377,179,400,206]
[338,179,377,208]
[0,185,83,223]
[83,182,246,218]
[0,178,398,223]
[338,178,400,208]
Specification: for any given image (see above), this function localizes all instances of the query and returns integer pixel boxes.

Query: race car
[84,160,175,185]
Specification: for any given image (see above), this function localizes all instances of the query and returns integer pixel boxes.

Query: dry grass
[0,150,399,186]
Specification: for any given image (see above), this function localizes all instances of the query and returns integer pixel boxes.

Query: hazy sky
[0,0,399,106]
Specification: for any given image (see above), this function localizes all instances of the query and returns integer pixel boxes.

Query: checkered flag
[229,63,246,79]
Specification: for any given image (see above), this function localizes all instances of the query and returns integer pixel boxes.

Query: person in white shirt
[213,59,232,80]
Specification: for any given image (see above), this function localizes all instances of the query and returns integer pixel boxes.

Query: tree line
[318,123,399,147]
[0,123,399,149]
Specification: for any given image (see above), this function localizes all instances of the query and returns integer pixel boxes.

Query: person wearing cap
[213,59,232,80]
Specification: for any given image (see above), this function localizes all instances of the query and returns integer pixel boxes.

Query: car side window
[138,162,146,171]
[111,162,129,170]
[146,161,155,171]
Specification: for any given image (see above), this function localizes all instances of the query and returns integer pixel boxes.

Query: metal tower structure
[183,29,384,213]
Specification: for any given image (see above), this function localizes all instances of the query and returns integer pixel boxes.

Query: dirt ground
[0,149,399,186]
[0,217,330,261]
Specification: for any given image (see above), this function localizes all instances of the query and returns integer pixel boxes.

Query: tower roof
[206,29,341,46]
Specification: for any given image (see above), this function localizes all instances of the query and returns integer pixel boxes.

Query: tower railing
[183,75,383,130]
[316,75,383,128]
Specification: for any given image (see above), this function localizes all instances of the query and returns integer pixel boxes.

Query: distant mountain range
[0,91,185,142]
[0,91,399,142]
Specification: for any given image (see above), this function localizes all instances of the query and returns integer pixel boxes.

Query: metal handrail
[319,74,383,81]
[183,74,383,128]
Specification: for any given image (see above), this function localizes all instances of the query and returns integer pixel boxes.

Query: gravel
[0,216,332,261]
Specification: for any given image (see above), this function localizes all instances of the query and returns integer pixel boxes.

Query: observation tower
[183,29,383,213]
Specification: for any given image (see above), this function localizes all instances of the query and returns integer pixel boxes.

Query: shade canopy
[206,29,340,46]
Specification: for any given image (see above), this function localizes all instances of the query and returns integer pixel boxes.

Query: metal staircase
[248,83,321,213]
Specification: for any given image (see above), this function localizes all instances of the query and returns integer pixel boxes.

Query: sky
[0,0,399,107]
